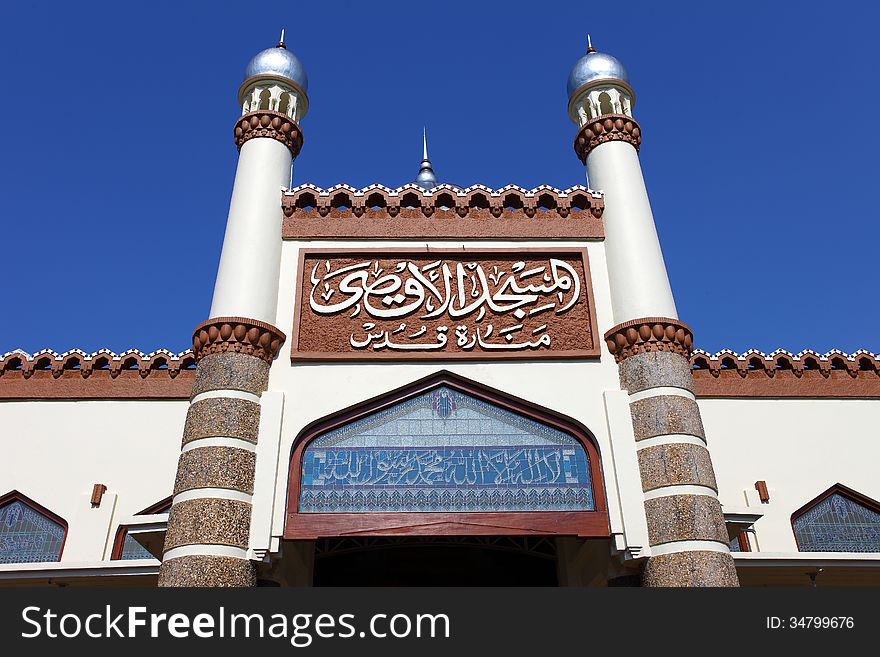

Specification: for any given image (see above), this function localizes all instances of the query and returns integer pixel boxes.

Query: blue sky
[0,1,877,355]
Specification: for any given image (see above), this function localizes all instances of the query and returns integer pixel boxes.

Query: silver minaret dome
[566,36,628,98]
[244,30,309,92]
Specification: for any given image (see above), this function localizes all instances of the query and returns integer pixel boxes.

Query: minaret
[158,34,309,587]
[567,39,739,586]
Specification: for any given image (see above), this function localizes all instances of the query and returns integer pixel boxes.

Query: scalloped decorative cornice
[690,349,879,377]
[281,184,606,239]
[1,346,877,400]
[0,348,195,379]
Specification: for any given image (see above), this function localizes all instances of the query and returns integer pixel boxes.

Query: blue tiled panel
[300,387,594,513]
[793,493,880,552]
[0,500,65,564]
[119,533,154,560]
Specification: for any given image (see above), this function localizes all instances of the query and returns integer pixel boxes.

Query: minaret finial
[277,29,286,49]
[415,127,437,189]
[586,34,596,53]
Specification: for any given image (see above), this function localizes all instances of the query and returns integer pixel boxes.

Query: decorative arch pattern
[0,491,67,564]
[281,183,604,221]
[286,372,608,539]
[792,484,880,552]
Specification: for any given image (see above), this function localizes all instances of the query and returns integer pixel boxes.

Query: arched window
[0,491,67,564]
[598,92,613,116]
[112,496,172,560]
[278,93,291,117]
[287,373,608,541]
[258,88,271,110]
[792,484,880,552]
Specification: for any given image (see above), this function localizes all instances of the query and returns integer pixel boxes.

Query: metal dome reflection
[566,50,628,98]
[245,45,309,92]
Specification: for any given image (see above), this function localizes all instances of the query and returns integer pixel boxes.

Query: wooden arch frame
[285,371,609,539]
[791,483,880,552]
[0,489,69,562]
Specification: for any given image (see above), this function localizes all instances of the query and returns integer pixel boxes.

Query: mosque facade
[1,36,878,587]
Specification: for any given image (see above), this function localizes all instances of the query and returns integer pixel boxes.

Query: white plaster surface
[700,397,880,552]
[209,137,291,323]
[586,141,678,324]
[0,399,186,562]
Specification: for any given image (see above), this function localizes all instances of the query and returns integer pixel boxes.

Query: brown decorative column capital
[604,317,693,363]
[192,317,286,364]
[574,114,641,163]
[234,110,304,158]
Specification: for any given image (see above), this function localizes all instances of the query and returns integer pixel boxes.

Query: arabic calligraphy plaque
[291,249,599,360]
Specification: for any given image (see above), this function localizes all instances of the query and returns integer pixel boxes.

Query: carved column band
[608,317,739,587]
[159,316,284,587]
[604,317,693,364]
[574,114,641,163]
[234,110,304,158]
[192,316,286,364]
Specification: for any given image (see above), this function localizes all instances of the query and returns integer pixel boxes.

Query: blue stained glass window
[793,493,880,552]
[118,532,155,560]
[0,499,66,564]
[300,386,594,513]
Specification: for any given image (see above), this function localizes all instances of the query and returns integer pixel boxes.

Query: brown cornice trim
[0,369,195,400]
[281,184,605,240]
[692,369,880,398]
[574,114,641,162]
[192,317,287,364]
[691,349,880,398]
[605,317,694,363]
[3,344,877,400]
[0,348,196,399]
[234,110,303,158]
[1,348,195,379]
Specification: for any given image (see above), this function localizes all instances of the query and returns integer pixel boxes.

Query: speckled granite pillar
[158,317,284,587]
[606,318,739,587]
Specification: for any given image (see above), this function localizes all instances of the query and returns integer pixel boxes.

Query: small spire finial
[415,127,437,189]
[277,29,286,49]
[586,34,596,53]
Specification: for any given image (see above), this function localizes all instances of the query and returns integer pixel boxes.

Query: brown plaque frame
[290,247,601,361]
[284,371,610,539]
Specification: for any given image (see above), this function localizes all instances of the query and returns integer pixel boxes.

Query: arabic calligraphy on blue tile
[299,387,594,513]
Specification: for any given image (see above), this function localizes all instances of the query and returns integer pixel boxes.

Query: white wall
[700,397,880,552]
[0,399,186,562]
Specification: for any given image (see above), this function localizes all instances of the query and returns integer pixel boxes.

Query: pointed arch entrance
[285,372,609,540]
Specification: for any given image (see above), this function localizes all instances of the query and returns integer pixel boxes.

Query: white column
[209,137,291,323]
[586,141,678,324]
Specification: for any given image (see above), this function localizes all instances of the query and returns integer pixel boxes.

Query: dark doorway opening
[313,536,558,586]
